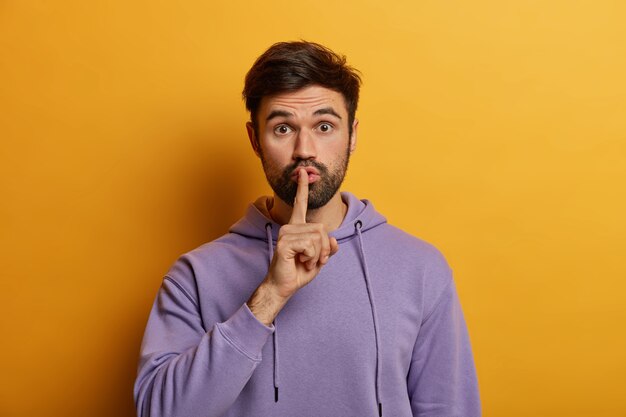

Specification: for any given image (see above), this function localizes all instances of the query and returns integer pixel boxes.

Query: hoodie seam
[216,323,263,363]
[420,269,454,325]
[409,275,455,374]
[164,276,199,310]
[229,231,272,243]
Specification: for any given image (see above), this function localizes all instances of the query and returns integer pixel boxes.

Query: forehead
[258,85,348,120]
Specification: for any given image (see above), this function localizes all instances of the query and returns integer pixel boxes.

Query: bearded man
[134,41,481,417]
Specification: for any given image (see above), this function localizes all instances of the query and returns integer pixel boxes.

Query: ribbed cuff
[218,303,275,360]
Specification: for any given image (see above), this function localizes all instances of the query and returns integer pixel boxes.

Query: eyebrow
[265,107,343,122]
[313,107,342,119]
[266,110,293,122]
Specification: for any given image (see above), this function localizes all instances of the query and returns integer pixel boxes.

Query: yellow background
[1,1,625,416]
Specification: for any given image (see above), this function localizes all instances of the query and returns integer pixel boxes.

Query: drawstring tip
[274,387,279,402]
[378,402,382,417]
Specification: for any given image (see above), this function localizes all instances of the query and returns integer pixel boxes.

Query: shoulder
[366,223,454,311]
[369,223,451,272]
[162,232,263,302]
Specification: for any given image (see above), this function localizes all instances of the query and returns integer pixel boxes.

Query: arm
[247,167,339,326]
[134,170,337,416]
[133,277,274,417]
[407,276,481,417]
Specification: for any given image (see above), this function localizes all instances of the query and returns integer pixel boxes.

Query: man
[134,41,480,417]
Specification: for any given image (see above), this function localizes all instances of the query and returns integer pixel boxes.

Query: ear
[349,119,358,154]
[246,121,261,158]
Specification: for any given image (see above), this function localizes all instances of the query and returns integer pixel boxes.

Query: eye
[318,123,333,133]
[274,124,293,135]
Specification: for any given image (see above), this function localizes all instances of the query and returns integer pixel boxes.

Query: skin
[246,85,358,326]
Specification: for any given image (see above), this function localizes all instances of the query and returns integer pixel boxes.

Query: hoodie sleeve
[133,276,274,417]
[407,270,481,417]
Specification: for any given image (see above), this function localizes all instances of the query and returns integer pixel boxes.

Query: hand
[267,168,340,299]
[247,168,339,325]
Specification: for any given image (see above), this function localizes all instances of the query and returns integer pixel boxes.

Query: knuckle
[275,240,288,252]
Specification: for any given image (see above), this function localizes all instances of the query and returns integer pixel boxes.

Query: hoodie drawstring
[265,221,382,416]
[265,223,280,403]
[355,220,383,417]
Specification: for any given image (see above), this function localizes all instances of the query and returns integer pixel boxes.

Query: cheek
[262,148,290,167]
[262,138,298,160]
[259,145,292,174]
[322,139,350,163]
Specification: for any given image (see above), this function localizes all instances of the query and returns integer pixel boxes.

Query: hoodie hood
[229,191,387,243]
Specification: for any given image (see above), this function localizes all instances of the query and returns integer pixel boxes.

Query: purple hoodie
[134,192,481,417]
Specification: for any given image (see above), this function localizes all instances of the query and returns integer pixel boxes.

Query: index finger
[289,168,308,224]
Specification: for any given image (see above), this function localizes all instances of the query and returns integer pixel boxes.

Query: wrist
[247,279,291,326]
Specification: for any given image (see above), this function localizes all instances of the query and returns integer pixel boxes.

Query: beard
[260,149,350,210]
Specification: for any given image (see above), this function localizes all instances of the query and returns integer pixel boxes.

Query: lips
[291,166,321,183]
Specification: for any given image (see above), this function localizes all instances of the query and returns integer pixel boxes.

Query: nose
[293,129,316,161]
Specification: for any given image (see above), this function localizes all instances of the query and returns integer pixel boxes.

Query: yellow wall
[1,1,625,416]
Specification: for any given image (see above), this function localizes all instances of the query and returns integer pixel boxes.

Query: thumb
[329,237,339,256]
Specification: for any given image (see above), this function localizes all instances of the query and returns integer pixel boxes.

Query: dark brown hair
[243,41,362,137]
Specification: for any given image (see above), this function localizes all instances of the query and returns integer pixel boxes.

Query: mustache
[281,159,329,177]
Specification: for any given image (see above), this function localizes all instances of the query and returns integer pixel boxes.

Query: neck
[269,192,347,231]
